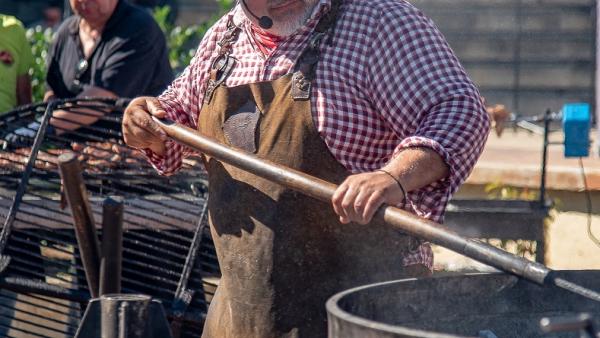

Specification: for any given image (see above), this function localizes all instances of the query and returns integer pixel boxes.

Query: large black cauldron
[327,271,600,338]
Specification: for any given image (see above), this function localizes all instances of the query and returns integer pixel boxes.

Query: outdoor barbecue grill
[0,98,218,338]
[327,271,600,338]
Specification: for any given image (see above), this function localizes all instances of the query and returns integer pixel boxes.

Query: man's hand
[122,97,169,156]
[486,104,511,137]
[331,147,450,226]
[332,171,405,225]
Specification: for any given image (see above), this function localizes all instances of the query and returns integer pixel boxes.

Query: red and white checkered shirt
[147,0,491,270]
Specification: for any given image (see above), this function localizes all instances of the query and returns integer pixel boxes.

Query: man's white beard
[268,0,319,37]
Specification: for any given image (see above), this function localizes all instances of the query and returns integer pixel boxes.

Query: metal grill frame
[0,98,218,338]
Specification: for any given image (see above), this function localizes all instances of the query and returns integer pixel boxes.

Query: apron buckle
[291,72,312,101]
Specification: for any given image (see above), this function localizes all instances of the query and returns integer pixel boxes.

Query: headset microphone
[241,0,274,29]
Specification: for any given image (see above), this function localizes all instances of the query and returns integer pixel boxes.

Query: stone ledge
[467,161,600,191]
[464,130,600,191]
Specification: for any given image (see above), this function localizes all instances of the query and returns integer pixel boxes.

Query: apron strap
[292,0,343,101]
[204,15,241,103]
[204,1,344,103]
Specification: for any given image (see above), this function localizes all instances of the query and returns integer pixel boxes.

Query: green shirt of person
[0,14,33,114]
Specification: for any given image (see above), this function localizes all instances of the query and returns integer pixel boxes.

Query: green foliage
[153,0,234,73]
[483,182,557,259]
[484,181,538,201]
[26,26,54,103]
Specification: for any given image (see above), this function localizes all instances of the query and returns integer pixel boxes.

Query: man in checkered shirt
[123,0,490,336]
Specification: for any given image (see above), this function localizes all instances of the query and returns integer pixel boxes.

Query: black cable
[579,157,600,248]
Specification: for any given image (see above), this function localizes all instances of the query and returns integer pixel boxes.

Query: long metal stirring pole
[153,117,600,302]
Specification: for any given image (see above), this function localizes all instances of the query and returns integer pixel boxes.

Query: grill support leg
[58,152,101,298]
[100,196,124,295]
[75,294,173,338]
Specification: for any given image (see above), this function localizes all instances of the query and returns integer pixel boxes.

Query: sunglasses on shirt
[70,58,89,94]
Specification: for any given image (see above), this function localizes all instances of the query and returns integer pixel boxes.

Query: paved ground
[435,129,600,272]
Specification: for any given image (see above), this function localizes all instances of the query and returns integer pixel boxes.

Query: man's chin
[269,9,314,36]
[269,22,302,37]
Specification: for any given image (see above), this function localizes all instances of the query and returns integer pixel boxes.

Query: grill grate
[0,98,219,337]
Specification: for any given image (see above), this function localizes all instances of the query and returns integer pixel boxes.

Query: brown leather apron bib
[198,4,423,337]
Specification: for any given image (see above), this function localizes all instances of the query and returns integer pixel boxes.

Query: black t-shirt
[46,0,174,99]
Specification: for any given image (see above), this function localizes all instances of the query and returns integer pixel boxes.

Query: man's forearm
[382,147,450,194]
[50,86,117,134]
[44,90,55,102]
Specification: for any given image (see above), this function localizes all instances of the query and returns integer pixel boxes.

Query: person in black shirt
[45,0,173,133]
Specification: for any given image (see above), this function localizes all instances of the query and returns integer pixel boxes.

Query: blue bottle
[562,103,591,158]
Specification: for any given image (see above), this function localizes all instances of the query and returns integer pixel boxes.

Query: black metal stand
[75,294,173,338]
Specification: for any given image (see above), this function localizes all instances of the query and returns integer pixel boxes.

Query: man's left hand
[331,171,405,225]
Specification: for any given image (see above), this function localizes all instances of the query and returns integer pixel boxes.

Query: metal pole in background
[596,0,600,156]
[100,196,124,296]
[58,152,101,298]
[0,102,55,270]
[540,109,551,206]
[512,0,524,114]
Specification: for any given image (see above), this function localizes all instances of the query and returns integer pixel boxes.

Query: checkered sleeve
[368,3,490,194]
[145,23,224,176]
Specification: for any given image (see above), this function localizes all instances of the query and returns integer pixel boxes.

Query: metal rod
[171,200,209,338]
[0,304,75,336]
[0,289,82,316]
[540,313,597,337]
[58,152,101,298]
[0,321,56,338]
[512,0,524,113]
[540,108,551,206]
[0,101,56,265]
[100,196,124,295]
[154,117,555,285]
[595,0,600,157]
[0,275,205,327]
[9,227,191,276]
[0,276,89,303]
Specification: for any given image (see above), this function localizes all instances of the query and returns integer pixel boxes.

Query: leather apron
[198,3,425,337]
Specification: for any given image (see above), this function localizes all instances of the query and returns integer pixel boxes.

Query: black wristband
[377,169,407,200]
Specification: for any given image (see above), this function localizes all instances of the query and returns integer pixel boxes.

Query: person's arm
[123,96,168,156]
[332,148,449,224]
[125,18,226,176]
[332,4,490,225]
[50,86,117,134]
[44,90,55,102]
[16,74,32,106]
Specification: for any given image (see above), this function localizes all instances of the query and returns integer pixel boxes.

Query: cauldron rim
[326,273,500,338]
